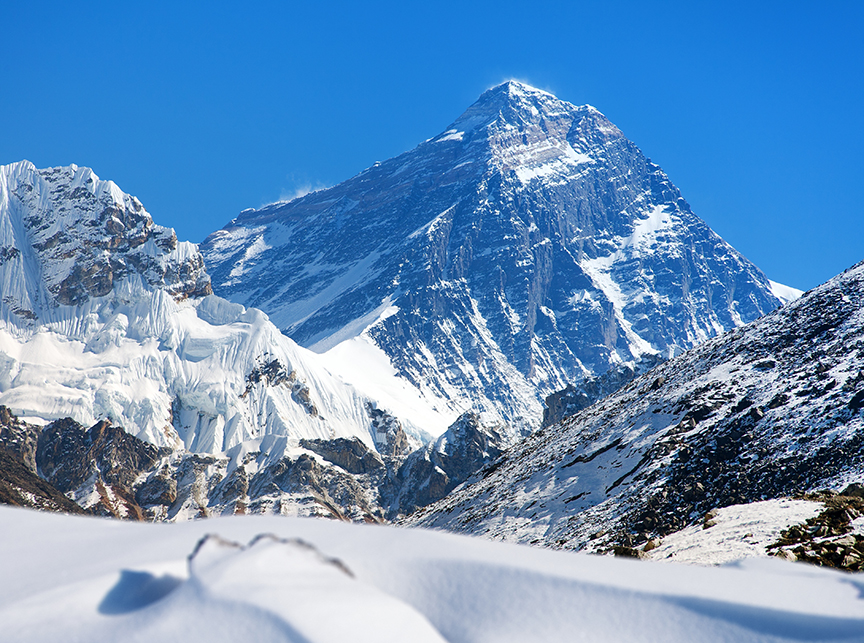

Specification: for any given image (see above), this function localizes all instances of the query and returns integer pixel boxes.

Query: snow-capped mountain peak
[0,161,416,455]
[0,160,210,327]
[202,84,790,438]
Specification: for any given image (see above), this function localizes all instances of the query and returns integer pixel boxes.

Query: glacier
[0,160,412,454]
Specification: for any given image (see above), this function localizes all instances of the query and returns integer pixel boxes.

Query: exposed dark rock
[242,358,319,417]
[612,546,647,559]
[0,405,510,524]
[542,355,664,427]
[0,162,211,323]
[250,453,382,522]
[0,447,86,514]
[365,403,412,456]
[388,412,506,516]
[35,417,170,519]
[300,437,385,475]
[37,418,169,494]
[768,493,864,571]
[135,468,178,507]
[0,405,39,472]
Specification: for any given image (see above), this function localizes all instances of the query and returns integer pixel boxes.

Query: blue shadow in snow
[98,570,184,615]
[673,596,864,641]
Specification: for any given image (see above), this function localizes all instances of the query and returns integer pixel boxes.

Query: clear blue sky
[2,1,861,290]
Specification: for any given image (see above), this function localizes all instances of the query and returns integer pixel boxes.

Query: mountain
[202,81,793,437]
[0,161,411,454]
[0,160,513,521]
[404,260,864,560]
[0,403,506,521]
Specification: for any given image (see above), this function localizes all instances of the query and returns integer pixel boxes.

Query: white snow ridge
[0,160,412,453]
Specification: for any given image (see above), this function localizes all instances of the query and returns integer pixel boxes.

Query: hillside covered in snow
[407,260,864,559]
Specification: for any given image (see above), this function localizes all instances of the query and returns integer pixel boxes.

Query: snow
[768,279,804,304]
[2,506,864,642]
[511,142,592,184]
[270,250,384,340]
[436,129,465,143]
[0,292,388,452]
[647,499,825,565]
[0,161,411,456]
[318,314,459,439]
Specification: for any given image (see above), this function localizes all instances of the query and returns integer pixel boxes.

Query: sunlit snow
[2,506,863,643]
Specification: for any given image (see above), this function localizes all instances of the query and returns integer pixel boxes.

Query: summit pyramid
[202,81,791,437]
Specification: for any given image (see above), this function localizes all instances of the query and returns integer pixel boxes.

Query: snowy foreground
[2,507,864,642]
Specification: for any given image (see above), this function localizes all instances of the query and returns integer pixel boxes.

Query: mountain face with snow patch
[0,161,411,454]
[404,260,864,554]
[202,81,790,436]
[0,403,507,522]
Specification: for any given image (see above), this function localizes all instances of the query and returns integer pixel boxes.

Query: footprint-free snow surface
[2,506,864,643]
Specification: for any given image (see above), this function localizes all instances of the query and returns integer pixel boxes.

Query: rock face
[0,406,502,521]
[0,447,86,514]
[404,260,864,553]
[768,491,864,571]
[541,354,663,428]
[0,161,417,453]
[388,412,507,515]
[202,81,788,436]
[0,162,210,326]
[36,418,170,519]
[0,408,85,514]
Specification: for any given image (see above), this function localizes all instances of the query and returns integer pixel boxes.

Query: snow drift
[2,506,863,643]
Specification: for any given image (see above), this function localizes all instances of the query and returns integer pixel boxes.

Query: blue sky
[2,1,861,290]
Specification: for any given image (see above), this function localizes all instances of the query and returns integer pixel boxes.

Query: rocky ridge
[0,162,210,326]
[0,161,419,453]
[0,405,505,521]
[404,260,864,557]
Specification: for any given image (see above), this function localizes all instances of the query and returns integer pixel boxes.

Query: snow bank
[2,506,863,642]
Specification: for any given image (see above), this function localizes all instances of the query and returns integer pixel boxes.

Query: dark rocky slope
[405,261,864,555]
[0,407,504,522]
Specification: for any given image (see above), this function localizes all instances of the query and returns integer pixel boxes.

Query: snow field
[1,506,864,643]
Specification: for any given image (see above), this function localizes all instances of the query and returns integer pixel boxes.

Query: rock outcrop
[0,406,503,522]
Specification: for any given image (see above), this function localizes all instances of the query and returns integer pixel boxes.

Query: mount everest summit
[202,80,795,437]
